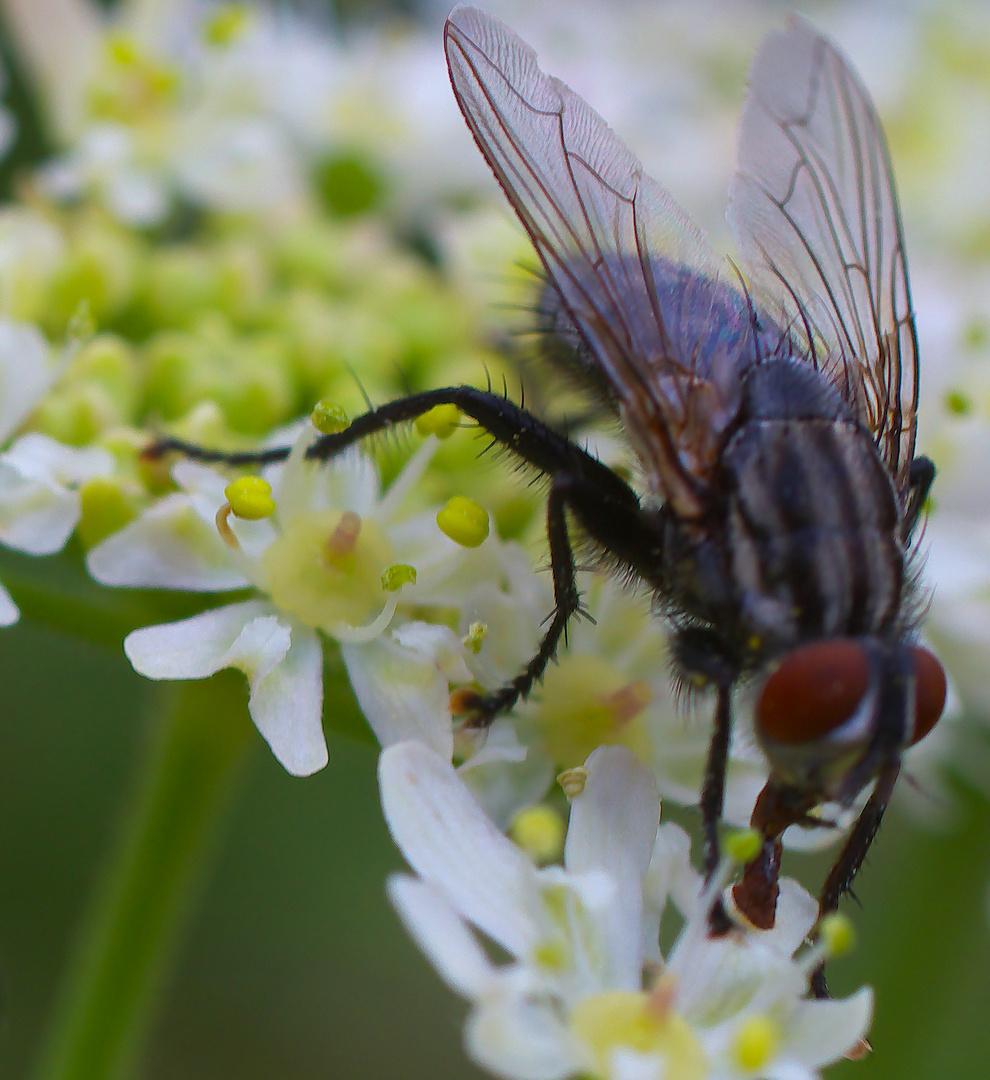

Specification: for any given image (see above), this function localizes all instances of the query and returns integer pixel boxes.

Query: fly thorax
[721,416,904,646]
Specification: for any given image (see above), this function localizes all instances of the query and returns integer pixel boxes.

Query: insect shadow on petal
[149,7,946,999]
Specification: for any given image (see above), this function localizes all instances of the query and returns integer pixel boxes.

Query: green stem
[33,674,254,1080]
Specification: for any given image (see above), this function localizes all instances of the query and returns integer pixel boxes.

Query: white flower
[470,575,768,832]
[0,317,111,625]
[381,740,872,1080]
[87,429,532,775]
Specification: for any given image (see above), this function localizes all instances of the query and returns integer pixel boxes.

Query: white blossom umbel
[381,741,872,1080]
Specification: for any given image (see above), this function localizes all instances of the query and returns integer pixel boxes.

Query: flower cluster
[383,742,872,1080]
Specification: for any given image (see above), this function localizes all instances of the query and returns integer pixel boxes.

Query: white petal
[0,465,81,554]
[2,433,112,483]
[460,719,528,770]
[124,600,288,681]
[565,746,659,990]
[762,879,818,956]
[458,721,553,830]
[642,823,697,965]
[341,635,453,758]
[566,747,660,877]
[609,1048,665,1080]
[0,434,110,554]
[460,750,557,833]
[274,439,376,520]
[466,991,580,1080]
[87,492,249,590]
[645,823,698,916]
[170,459,232,498]
[779,987,874,1069]
[248,622,327,775]
[392,620,473,684]
[387,874,497,998]
[379,741,540,957]
[0,580,19,626]
[0,0,101,144]
[0,321,56,441]
[375,437,438,520]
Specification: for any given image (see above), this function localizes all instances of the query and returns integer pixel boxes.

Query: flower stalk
[33,674,253,1080]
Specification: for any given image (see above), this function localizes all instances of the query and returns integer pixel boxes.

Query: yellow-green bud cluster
[2,193,545,542]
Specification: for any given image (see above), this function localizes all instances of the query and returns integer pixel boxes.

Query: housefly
[153,7,946,996]
[440,5,946,989]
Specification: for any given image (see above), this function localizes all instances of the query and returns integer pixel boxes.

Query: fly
[154,7,947,997]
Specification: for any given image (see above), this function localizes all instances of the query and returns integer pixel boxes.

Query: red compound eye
[756,640,870,745]
[909,645,946,746]
[757,640,948,748]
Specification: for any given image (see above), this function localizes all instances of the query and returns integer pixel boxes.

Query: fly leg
[700,682,737,935]
[454,480,580,722]
[702,682,734,881]
[809,762,900,999]
[150,385,653,726]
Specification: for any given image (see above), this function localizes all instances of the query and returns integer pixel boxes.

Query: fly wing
[445,6,742,518]
[728,17,919,492]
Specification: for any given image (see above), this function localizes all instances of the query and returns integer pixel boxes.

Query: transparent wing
[445,6,742,518]
[728,16,919,491]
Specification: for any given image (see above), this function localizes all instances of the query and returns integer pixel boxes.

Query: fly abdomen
[723,416,904,647]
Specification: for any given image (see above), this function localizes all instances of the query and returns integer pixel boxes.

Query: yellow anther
[311,400,349,435]
[415,403,462,439]
[725,828,762,865]
[224,476,275,520]
[732,1015,780,1071]
[462,621,488,655]
[437,496,489,548]
[381,563,417,592]
[509,804,565,863]
[557,766,590,800]
[818,911,855,958]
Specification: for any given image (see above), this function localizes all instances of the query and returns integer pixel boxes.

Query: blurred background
[1,1,990,1078]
